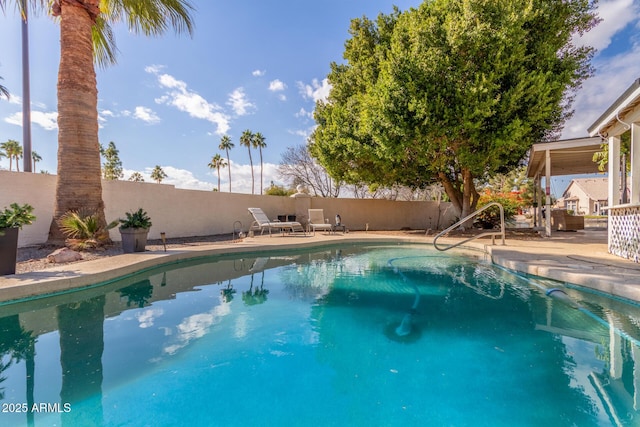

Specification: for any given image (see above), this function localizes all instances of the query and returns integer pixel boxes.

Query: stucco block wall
[1,171,455,247]
[0,171,56,247]
[101,180,298,241]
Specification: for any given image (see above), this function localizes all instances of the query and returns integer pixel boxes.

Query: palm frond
[102,0,195,37]
[92,16,118,68]
[0,77,9,100]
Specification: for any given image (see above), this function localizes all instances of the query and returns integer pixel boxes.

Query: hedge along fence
[0,170,455,247]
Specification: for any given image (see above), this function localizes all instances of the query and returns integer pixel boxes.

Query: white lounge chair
[248,208,305,236]
[307,209,333,235]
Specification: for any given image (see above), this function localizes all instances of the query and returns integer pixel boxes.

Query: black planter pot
[119,227,149,253]
[0,227,19,276]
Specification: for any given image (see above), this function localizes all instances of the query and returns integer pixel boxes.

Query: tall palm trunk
[259,147,264,195]
[225,149,231,192]
[247,147,254,195]
[49,0,107,243]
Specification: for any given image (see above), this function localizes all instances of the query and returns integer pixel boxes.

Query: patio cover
[526,136,603,178]
[525,136,603,237]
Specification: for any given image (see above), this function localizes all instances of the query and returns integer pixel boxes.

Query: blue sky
[1,0,639,196]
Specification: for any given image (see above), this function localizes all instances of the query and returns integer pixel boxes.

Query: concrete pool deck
[1,228,639,304]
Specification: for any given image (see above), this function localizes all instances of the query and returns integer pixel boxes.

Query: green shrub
[475,193,521,229]
[118,208,152,229]
[57,209,113,250]
[0,203,35,229]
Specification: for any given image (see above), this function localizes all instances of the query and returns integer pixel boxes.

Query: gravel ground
[15,234,235,274]
[14,229,542,275]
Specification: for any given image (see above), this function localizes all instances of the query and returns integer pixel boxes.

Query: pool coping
[1,232,640,304]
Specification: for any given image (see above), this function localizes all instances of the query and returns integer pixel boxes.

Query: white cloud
[297,78,332,103]
[1,93,21,105]
[288,127,314,141]
[136,308,163,329]
[252,69,266,77]
[145,64,165,74]
[134,106,160,124]
[278,94,287,101]
[227,88,255,116]
[163,304,230,355]
[123,161,282,194]
[5,111,58,130]
[562,44,640,138]
[268,79,286,92]
[559,1,640,138]
[295,107,313,120]
[575,0,639,51]
[207,160,281,194]
[147,67,231,135]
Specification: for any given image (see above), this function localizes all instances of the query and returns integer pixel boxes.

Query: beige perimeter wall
[1,170,456,247]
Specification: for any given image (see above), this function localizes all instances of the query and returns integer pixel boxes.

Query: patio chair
[248,208,305,236]
[307,209,333,235]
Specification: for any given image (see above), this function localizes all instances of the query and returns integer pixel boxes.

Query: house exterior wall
[563,183,590,215]
[0,171,456,247]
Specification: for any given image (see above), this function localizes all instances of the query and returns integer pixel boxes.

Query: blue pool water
[1,244,640,426]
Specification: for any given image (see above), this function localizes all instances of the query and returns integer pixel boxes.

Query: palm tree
[240,129,255,194]
[218,135,234,192]
[150,165,167,183]
[0,1,195,243]
[0,139,22,171]
[128,172,145,182]
[253,132,267,195]
[31,151,42,172]
[208,153,227,192]
[0,75,8,99]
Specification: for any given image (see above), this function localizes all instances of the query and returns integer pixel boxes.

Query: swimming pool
[0,243,639,426]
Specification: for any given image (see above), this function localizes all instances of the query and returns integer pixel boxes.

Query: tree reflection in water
[119,279,154,308]
[0,313,35,426]
[57,295,105,427]
[220,279,237,303]
[243,271,269,306]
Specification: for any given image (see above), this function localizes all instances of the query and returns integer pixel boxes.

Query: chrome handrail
[433,202,505,251]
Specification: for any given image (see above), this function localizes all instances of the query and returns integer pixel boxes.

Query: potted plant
[0,203,36,275]
[118,208,152,253]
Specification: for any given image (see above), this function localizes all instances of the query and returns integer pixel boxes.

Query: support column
[631,123,640,205]
[608,135,621,250]
[609,135,622,206]
[545,149,552,237]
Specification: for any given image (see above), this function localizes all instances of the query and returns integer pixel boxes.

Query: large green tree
[311,0,598,221]
[1,0,195,242]
[99,141,123,180]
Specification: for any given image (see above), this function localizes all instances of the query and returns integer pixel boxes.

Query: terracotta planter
[119,227,149,253]
[0,227,19,275]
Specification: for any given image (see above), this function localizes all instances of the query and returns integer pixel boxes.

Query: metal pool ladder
[433,202,506,251]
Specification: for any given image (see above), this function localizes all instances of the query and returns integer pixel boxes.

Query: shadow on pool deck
[1,227,640,304]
